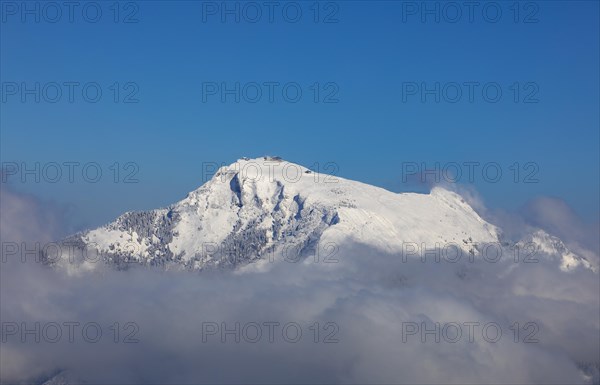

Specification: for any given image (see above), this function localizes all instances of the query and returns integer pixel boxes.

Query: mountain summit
[54,157,593,272]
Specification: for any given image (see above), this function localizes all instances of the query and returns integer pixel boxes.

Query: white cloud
[1,185,598,384]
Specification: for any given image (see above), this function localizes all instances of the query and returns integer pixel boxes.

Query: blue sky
[1,0,598,228]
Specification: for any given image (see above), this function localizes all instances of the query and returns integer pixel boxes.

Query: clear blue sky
[1,1,598,229]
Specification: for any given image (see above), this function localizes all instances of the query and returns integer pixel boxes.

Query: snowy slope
[517,229,596,272]
[52,157,593,272]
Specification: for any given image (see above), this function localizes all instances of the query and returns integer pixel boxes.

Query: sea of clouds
[1,182,598,384]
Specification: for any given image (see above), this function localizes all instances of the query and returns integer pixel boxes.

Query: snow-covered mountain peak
[50,157,596,274]
[519,229,597,272]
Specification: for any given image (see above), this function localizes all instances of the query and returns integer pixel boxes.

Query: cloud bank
[1,183,598,384]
